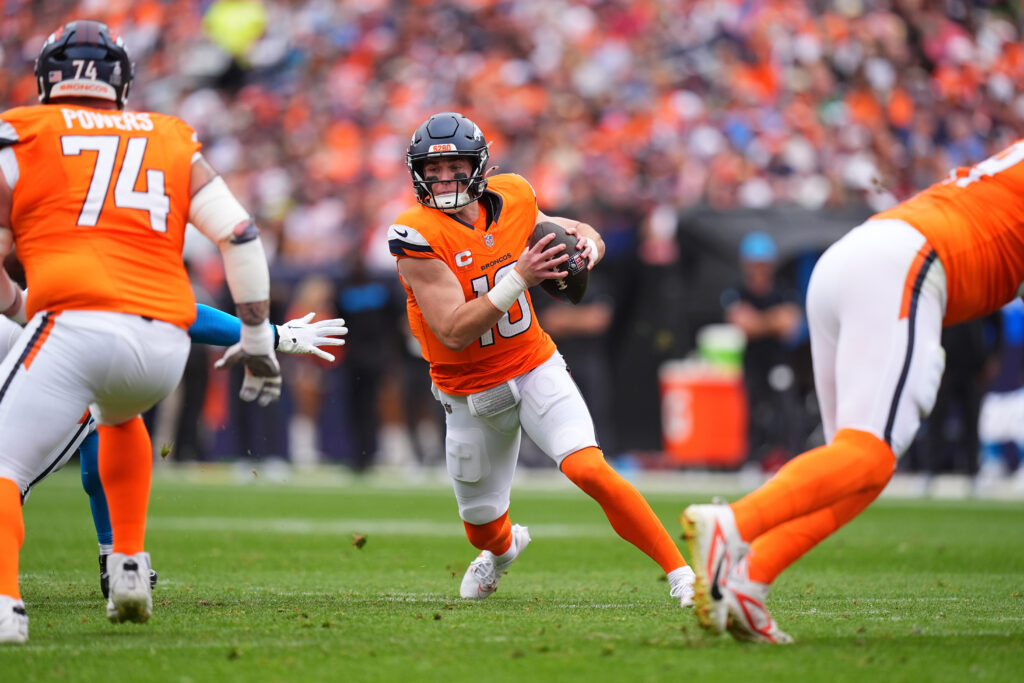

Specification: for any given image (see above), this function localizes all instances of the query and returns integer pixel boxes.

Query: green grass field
[3,466,1022,682]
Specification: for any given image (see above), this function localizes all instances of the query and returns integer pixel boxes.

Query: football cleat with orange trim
[680,502,748,633]
[724,557,793,644]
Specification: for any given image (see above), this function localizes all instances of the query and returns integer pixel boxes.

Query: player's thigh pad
[0,314,104,488]
[807,219,947,456]
[516,352,598,465]
[434,387,521,525]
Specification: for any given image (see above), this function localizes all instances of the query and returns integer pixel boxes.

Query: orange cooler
[659,360,747,467]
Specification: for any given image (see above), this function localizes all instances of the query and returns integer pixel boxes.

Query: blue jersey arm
[189,304,277,347]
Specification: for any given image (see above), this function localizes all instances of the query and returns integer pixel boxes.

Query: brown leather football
[529,221,589,305]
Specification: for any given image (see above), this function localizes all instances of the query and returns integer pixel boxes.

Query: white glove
[275,312,348,362]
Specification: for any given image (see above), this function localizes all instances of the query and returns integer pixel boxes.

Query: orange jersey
[389,174,556,394]
[874,139,1024,326]
[0,104,199,329]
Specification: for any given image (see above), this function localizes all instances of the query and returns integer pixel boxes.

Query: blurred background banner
[2,1,1022,489]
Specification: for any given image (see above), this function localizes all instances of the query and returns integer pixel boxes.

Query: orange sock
[561,447,686,573]
[746,483,885,584]
[98,417,152,555]
[464,510,513,555]
[0,478,24,599]
[731,428,895,542]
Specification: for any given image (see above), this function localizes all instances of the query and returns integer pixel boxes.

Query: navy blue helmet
[406,112,490,211]
[35,20,134,108]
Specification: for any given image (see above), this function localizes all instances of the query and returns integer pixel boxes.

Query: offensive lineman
[0,21,277,643]
[0,305,348,598]
[388,112,695,605]
[682,140,1024,643]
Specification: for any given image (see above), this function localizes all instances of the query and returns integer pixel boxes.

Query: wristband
[240,321,274,356]
[582,237,598,267]
[486,268,528,313]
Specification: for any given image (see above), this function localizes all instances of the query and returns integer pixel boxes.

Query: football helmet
[406,112,490,212]
[35,20,134,108]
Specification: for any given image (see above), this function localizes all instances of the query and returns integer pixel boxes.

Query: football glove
[275,312,348,362]
[238,367,282,407]
[215,322,282,404]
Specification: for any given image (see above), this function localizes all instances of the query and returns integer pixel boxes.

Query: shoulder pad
[0,120,19,149]
[388,224,434,257]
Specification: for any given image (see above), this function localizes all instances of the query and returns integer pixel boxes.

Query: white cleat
[680,503,747,633]
[106,552,153,624]
[668,566,696,608]
[0,595,28,644]
[460,524,531,599]
[724,558,793,644]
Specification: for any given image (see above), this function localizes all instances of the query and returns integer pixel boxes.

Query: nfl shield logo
[484,234,494,247]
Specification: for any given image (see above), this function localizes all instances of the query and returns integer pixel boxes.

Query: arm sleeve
[188,303,278,347]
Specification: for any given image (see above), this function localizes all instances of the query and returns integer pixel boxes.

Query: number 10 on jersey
[470,263,532,347]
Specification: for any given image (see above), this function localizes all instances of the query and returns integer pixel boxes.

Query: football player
[389,112,695,605]
[0,303,347,598]
[682,141,1024,644]
[0,20,275,643]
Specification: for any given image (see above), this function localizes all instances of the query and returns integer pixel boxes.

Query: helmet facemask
[408,150,489,213]
[406,112,492,213]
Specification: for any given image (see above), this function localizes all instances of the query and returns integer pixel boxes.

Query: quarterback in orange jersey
[681,141,1024,644]
[389,112,695,604]
[0,21,279,644]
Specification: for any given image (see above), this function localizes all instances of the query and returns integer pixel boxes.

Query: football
[528,221,589,305]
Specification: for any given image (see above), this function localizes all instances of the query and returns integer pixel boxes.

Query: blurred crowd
[1,0,1023,476]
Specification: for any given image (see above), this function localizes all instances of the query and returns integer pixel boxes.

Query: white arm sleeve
[188,176,250,243]
[220,238,270,304]
[188,176,270,304]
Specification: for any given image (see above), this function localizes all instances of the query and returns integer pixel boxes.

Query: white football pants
[0,316,95,498]
[434,350,598,524]
[0,310,189,490]
[807,218,947,457]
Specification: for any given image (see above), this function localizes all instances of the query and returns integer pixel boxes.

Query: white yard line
[147,516,617,538]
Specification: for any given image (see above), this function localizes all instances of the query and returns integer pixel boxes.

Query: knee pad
[460,500,508,526]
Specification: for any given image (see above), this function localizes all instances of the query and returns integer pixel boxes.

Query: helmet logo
[429,144,456,153]
[48,70,62,83]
